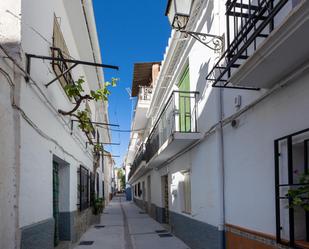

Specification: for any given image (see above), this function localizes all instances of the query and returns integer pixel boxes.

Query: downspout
[217,0,226,248]
[217,87,226,249]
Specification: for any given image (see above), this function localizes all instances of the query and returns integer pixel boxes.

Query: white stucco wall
[128,0,307,241]
[0,1,108,242]
[0,1,22,248]
[223,71,309,236]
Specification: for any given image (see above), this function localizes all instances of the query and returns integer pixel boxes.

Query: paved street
[74,195,190,249]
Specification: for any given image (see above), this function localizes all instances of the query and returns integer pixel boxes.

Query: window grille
[138,182,142,197]
[102,181,105,199]
[79,166,89,211]
[96,173,99,198]
[90,172,95,207]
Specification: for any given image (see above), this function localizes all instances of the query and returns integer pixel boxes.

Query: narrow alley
[74,195,190,249]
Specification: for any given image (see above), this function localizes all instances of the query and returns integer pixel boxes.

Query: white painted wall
[223,71,309,236]
[0,1,22,248]
[1,0,109,247]
[128,0,307,242]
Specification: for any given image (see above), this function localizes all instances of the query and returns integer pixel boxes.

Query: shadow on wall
[195,58,220,132]
[196,59,211,100]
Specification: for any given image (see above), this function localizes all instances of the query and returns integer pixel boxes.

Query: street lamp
[165,0,223,51]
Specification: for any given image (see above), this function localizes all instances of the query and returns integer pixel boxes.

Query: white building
[126,1,309,249]
[0,1,115,249]
[103,151,115,204]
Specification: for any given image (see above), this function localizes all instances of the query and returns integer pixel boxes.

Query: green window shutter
[178,67,191,132]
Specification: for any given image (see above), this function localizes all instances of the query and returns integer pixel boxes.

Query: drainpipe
[217,87,226,249]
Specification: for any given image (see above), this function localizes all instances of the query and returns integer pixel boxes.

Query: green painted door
[53,162,60,246]
[178,67,191,132]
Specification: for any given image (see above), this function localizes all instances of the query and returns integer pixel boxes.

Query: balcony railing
[145,91,198,162]
[138,86,152,101]
[128,91,198,180]
[128,143,146,180]
[206,0,293,90]
[133,86,153,115]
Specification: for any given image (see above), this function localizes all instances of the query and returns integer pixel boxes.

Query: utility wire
[0,45,91,157]
[0,66,90,165]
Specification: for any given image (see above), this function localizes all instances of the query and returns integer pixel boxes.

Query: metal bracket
[86,141,120,148]
[70,119,119,135]
[179,30,224,52]
[25,51,119,84]
[45,63,78,87]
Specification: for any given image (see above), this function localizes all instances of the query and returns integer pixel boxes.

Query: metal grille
[129,91,198,180]
[275,128,309,247]
[206,0,292,90]
[90,172,95,207]
[79,166,89,211]
[145,91,198,163]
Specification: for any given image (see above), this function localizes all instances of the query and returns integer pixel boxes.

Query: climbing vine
[58,76,117,145]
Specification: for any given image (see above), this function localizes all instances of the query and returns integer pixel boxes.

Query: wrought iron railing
[128,91,198,180]
[138,86,152,101]
[206,0,295,90]
[145,91,198,163]
[128,143,146,180]
[78,165,89,211]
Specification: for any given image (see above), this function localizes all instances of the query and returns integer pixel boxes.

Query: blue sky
[92,1,171,167]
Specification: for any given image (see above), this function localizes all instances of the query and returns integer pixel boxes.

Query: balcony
[132,86,153,131]
[128,91,201,181]
[207,0,307,90]
[145,91,201,169]
[128,143,147,182]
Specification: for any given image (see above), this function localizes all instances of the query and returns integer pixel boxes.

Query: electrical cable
[0,45,92,157]
[0,66,90,165]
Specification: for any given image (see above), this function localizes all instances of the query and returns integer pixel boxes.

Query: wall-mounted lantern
[165,0,223,51]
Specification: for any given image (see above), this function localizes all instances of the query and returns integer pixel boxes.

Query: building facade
[0,0,113,249]
[103,152,115,204]
[126,1,309,249]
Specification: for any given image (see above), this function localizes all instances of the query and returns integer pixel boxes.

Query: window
[90,172,95,206]
[138,182,142,197]
[96,173,99,198]
[78,166,89,211]
[275,128,309,248]
[181,171,191,214]
[52,15,74,89]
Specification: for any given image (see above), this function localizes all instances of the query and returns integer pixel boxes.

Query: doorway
[142,181,146,210]
[53,161,60,247]
[147,176,151,213]
[52,155,70,244]
[162,175,169,224]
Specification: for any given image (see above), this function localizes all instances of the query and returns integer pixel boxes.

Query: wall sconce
[165,0,223,51]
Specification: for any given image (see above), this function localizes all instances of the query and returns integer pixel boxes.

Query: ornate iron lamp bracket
[179,30,224,52]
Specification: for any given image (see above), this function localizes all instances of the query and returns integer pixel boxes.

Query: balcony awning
[132,62,160,97]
